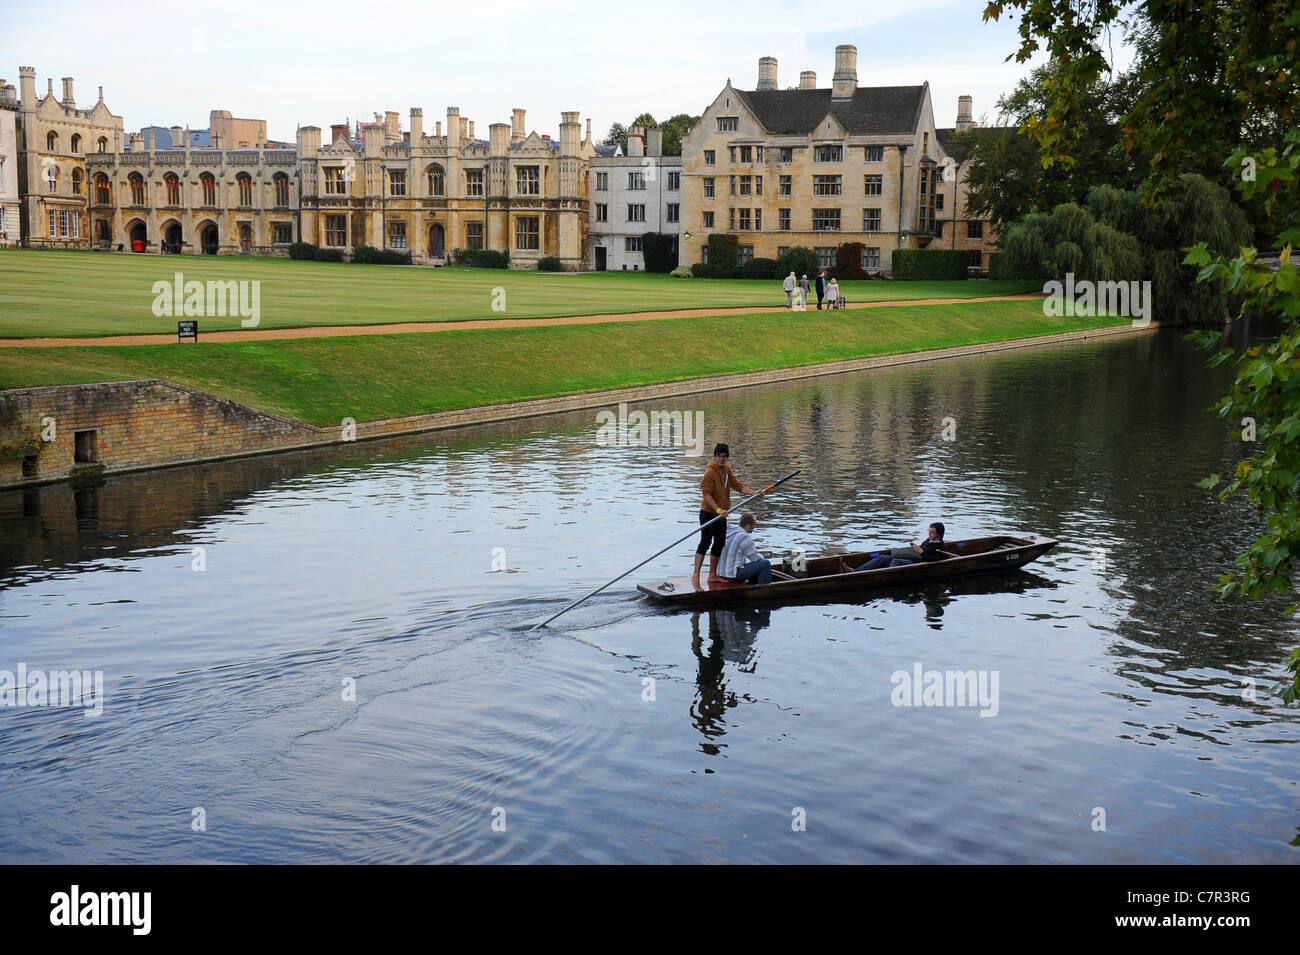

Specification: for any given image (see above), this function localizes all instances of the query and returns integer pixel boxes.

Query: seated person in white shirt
[717,513,773,585]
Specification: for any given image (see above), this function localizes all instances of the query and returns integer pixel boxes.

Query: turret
[409,107,423,141]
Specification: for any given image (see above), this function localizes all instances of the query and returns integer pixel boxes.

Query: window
[165,173,180,205]
[864,208,882,231]
[388,169,407,196]
[864,145,884,163]
[70,210,80,237]
[667,171,680,190]
[595,203,608,222]
[934,192,944,211]
[389,220,407,249]
[517,166,540,195]
[273,223,293,244]
[625,236,642,252]
[755,176,762,196]
[704,150,715,165]
[274,173,289,206]
[779,147,793,163]
[667,203,679,223]
[923,132,929,155]
[515,216,539,250]
[71,134,81,153]
[754,209,762,231]
[467,222,484,249]
[701,244,709,264]
[738,245,753,265]
[45,165,58,192]
[738,145,752,163]
[595,171,608,191]
[817,247,836,269]
[627,171,645,190]
[966,249,983,268]
[627,204,646,222]
[862,247,881,269]
[324,167,347,195]
[236,173,253,206]
[967,220,984,238]
[779,175,791,196]
[920,169,929,196]
[814,145,843,163]
[129,172,146,204]
[778,208,790,231]
[864,174,883,195]
[466,169,484,196]
[728,146,736,163]
[812,209,841,231]
[777,247,790,258]
[728,208,735,230]
[702,211,714,229]
[74,430,98,465]
[738,209,751,230]
[427,164,445,195]
[200,173,216,205]
[94,173,110,204]
[739,175,751,196]
[72,168,83,195]
[47,131,58,151]
[729,175,737,196]
[96,136,107,153]
[325,214,347,246]
[934,221,943,238]
[814,175,841,196]
[716,117,738,132]
[703,177,715,199]
[96,219,109,241]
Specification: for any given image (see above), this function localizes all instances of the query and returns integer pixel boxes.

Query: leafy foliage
[892,249,970,281]
[775,247,819,280]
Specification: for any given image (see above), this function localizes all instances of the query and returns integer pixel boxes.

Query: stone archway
[429,223,445,259]
[199,222,218,255]
[162,220,182,254]
[127,220,148,252]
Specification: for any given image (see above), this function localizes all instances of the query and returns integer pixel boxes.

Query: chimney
[560,111,580,156]
[832,44,857,101]
[489,122,510,156]
[170,125,182,148]
[436,121,442,137]
[646,126,662,157]
[97,85,103,103]
[60,76,74,107]
[757,56,777,91]
[467,119,475,140]
[460,116,469,141]
[956,95,973,132]
[410,107,423,140]
[511,108,525,143]
[628,125,645,157]
[385,110,400,142]
[447,107,460,147]
[47,78,53,98]
[585,117,592,143]
[18,68,35,112]
[331,123,348,143]
[799,71,817,89]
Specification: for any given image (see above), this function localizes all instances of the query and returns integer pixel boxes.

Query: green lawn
[0,299,1123,425]
[0,249,1040,338]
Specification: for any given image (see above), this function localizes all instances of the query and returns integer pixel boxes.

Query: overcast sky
[3,0,1135,142]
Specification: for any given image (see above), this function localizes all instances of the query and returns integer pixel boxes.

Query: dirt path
[0,293,1044,348]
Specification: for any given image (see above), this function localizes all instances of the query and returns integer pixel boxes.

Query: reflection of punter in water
[689,607,771,752]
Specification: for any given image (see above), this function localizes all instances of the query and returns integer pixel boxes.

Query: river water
[1,328,1296,863]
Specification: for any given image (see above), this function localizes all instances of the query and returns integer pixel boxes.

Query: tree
[601,122,628,154]
[661,114,700,156]
[982,0,1300,708]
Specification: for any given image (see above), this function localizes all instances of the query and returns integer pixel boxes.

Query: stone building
[679,45,992,274]
[934,96,995,269]
[587,125,681,271]
[85,127,299,255]
[14,68,124,249]
[0,79,18,245]
[297,106,596,268]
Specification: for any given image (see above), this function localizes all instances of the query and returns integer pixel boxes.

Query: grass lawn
[0,248,1041,338]
[0,299,1124,425]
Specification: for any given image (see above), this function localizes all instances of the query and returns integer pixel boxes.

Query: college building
[678,45,993,274]
[587,125,681,271]
[0,79,18,245]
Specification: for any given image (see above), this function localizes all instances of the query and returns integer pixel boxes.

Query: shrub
[740,257,778,280]
[352,245,413,265]
[706,233,739,272]
[538,256,563,271]
[775,247,819,281]
[891,248,969,280]
[315,248,345,262]
[288,242,318,260]
[987,251,1004,279]
[690,262,713,278]
[833,242,866,281]
[641,233,679,273]
[451,248,509,269]
[669,266,693,278]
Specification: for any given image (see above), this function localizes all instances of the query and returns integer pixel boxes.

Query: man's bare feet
[690,576,702,590]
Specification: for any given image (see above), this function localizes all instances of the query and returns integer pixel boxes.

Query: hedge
[740,257,778,280]
[707,234,739,271]
[451,248,510,269]
[891,248,968,280]
[538,256,563,271]
[775,247,818,280]
[833,242,866,281]
[641,233,678,273]
[669,266,692,278]
[315,248,345,262]
[352,245,413,266]
[288,242,318,260]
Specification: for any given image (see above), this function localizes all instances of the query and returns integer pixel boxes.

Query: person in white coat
[782,271,797,308]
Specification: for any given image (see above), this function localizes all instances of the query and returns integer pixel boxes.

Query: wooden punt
[636,534,1058,607]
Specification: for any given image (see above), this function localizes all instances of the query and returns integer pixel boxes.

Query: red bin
[131,239,145,253]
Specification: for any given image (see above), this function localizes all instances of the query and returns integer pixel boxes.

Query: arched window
[95,173,111,204]
[71,134,82,153]
[273,172,289,206]
[45,165,58,193]
[236,173,252,206]
[97,136,108,153]
[427,163,445,196]
[200,173,216,206]
[46,130,58,151]
[129,172,146,205]
[164,173,181,205]
[72,168,83,195]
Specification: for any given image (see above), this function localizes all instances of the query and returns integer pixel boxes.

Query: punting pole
[528,469,802,631]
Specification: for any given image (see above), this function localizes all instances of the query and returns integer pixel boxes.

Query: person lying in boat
[717,514,773,585]
[855,522,948,570]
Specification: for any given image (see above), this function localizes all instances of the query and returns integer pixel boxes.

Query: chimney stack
[331,123,348,143]
[956,95,973,132]
[447,107,460,147]
[831,44,858,101]
[799,71,817,89]
[628,125,645,157]
[60,76,74,107]
[757,56,778,91]
[385,110,400,142]
[410,107,423,140]
[511,108,526,143]
[170,125,182,148]
[646,126,662,157]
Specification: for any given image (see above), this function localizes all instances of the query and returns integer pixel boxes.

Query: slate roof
[732,85,926,137]
[936,127,956,153]
[593,144,621,158]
